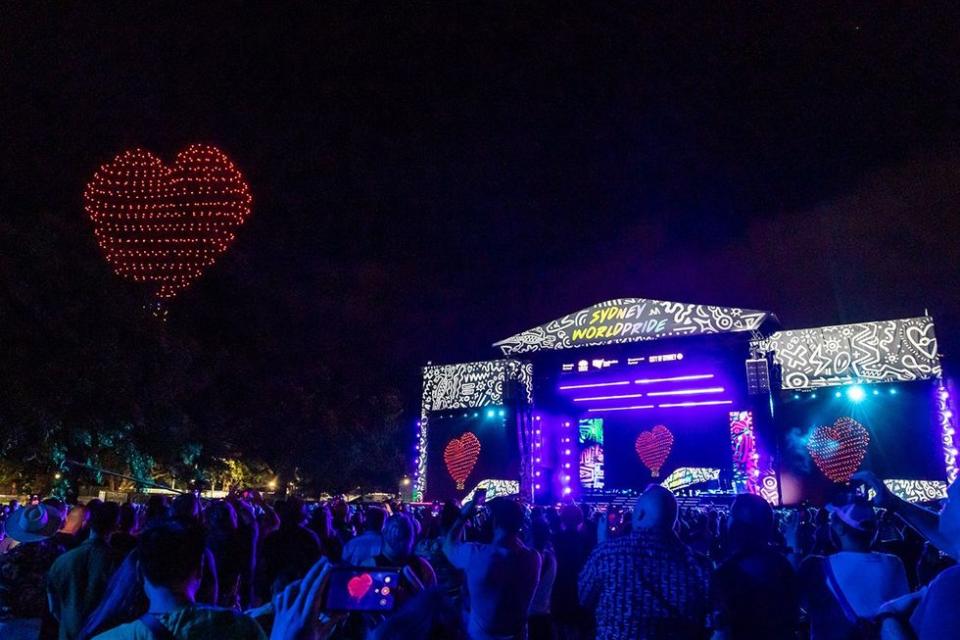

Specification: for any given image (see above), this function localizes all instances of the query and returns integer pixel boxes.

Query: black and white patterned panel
[494,298,770,355]
[884,479,947,503]
[415,359,534,500]
[757,317,941,390]
[515,361,534,404]
[421,359,534,412]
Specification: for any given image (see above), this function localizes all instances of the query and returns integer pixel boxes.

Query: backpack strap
[824,556,860,624]
[138,613,177,640]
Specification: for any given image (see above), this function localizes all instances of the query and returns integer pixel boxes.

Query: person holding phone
[444,496,541,640]
[854,471,960,639]
[364,515,437,598]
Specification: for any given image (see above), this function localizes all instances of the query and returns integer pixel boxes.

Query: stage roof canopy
[494,298,776,355]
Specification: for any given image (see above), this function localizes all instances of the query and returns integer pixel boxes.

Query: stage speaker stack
[745,358,771,395]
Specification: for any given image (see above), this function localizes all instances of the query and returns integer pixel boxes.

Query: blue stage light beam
[847,385,866,402]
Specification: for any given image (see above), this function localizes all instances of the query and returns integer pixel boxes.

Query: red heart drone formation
[347,573,373,600]
[84,144,252,300]
[807,417,870,482]
[444,432,481,490]
[635,425,674,477]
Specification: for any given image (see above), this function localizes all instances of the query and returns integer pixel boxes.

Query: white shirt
[829,551,909,617]
[445,539,541,640]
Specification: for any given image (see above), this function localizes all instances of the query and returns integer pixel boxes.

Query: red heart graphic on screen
[635,425,673,477]
[347,573,373,600]
[84,145,252,299]
[807,417,870,482]
[444,432,481,490]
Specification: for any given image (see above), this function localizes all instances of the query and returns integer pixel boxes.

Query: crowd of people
[0,470,956,639]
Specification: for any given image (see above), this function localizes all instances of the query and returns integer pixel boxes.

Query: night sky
[3,4,960,408]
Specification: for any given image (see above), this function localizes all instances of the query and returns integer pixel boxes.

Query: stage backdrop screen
[777,380,946,505]
[554,336,753,494]
[602,410,731,489]
[578,418,605,490]
[425,410,520,501]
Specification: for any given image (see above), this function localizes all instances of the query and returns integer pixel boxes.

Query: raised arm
[854,471,957,559]
[443,499,477,568]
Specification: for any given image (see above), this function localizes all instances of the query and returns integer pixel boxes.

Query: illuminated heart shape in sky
[347,573,373,600]
[635,425,673,477]
[444,432,481,490]
[807,417,870,482]
[84,144,252,299]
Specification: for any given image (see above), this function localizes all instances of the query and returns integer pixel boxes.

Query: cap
[827,501,877,532]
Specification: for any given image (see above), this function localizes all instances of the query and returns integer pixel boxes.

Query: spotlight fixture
[846,385,866,402]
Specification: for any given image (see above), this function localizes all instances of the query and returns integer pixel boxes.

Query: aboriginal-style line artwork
[883,479,947,503]
[754,317,941,390]
[415,359,533,499]
[494,298,773,355]
[936,386,958,484]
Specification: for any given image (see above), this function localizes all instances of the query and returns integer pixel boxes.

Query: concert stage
[414,299,955,506]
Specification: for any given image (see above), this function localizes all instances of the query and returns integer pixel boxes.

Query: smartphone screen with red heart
[324,567,399,612]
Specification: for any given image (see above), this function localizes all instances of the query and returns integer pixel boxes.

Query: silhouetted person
[710,494,799,639]
[91,520,264,639]
[445,497,541,640]
[48,501,123,640]
[342,506,385,565]
[799,498,908,640]
[370,515,437,593]
[110,504,138,556]
[579,486,710,640]
[256,497,321,603]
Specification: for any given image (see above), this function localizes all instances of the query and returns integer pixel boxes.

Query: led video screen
[601,410,731,489]
[425,409,520,501]
[578,418,605,490]
[556,339,751,493]
[776,380,947,505]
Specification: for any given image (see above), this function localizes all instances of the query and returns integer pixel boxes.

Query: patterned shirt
[578,529,710,640]
[0,540,65,619]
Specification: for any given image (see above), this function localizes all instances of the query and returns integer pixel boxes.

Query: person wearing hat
[798,497,909,639]
[856,471,960,640]
[0,502,66,637]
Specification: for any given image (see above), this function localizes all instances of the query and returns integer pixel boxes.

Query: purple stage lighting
[586,404,655,413]
[633,374,714,384]
[646,386,725,397]
[559,380,631,390]
[657,400,734,408]
[572,393,646,402]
